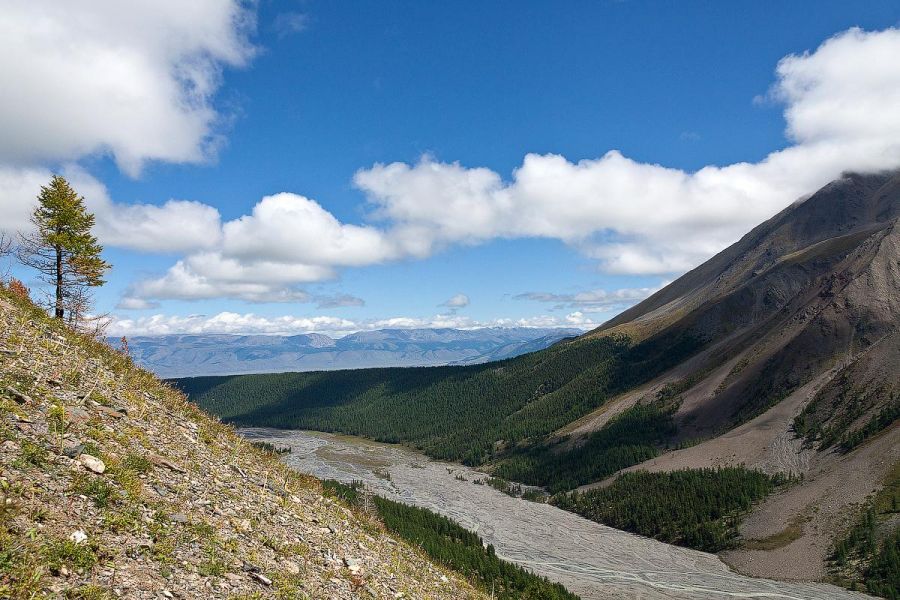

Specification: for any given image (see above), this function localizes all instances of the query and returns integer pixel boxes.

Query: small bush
[42,539,100,573]
[122,452,152,474]
[16,439,47,467]
[64,584,114,600]
[72,475,118,508]
[7,278,29,301]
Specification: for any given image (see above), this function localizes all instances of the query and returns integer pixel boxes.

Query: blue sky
[2,1,900,335]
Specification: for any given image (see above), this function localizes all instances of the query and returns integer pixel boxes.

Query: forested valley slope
[178,170,900,597]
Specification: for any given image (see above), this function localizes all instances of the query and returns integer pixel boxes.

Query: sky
[1,1,900,336]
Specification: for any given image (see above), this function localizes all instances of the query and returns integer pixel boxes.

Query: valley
[241,427,868,600]
[180,171,900,597]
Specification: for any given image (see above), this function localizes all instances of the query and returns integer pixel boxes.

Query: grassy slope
[0,285,485,600]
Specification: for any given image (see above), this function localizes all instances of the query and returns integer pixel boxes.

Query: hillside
[119,327,578,378]
[177,170,900,592]
[0,290,490,599]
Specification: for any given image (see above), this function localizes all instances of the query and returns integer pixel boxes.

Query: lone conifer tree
[18,175,110,322]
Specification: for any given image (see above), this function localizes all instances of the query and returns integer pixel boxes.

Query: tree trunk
[55,243,63,319]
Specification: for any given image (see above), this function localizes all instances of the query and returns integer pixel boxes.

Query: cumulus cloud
[0,1,247,253]
[126,192,401,302]
[0,0,255,176]
[108,311,592,337]
[440,293,470,309]
[125,256,330,303]
[351,27,900,274]
[0,166,223,253]
[222,193,400,266]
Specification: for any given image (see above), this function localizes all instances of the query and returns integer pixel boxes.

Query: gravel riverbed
[239,427,870,600]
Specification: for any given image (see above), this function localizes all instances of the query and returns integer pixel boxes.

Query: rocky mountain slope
[122,327,578,378]
[0,290,484,599]
[567,170,900,583]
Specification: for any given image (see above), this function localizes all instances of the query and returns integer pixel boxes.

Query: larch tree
[17,175,110,324]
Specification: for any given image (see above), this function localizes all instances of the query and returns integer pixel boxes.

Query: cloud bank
[515,284,664,312]
[108,311,592,338]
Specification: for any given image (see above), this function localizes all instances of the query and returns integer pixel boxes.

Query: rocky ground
[0,290,483,600]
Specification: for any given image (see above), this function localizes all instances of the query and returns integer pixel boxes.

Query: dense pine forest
[176,330,703,474]
[322,480,579,600]
[553,468,787,552]
[493,403,675,492]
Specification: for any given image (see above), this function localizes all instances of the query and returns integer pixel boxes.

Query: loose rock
[78,453,106,474]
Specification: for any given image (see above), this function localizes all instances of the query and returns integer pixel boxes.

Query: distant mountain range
[120,327,580,377]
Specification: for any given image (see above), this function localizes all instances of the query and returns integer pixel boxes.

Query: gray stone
[5,386,30,404]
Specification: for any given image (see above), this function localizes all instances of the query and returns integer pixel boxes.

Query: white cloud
[440,293,470,309]
[126,256,330,303]
[96,200,223,254]
[515,284,663,311]
[108,311,589,337]
[774,27,900,148]
[110,312,358,337]
[273,12,308,39]
[116,297,160,311]
[0,0,255,176]
[222,193,400,266]
[316,294,365,309]
[0,165,222,253]
[0,1,248,252]
[351,27,900,275]
[0,166,49,233]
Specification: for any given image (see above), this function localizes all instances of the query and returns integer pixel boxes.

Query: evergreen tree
[17,175,110,323]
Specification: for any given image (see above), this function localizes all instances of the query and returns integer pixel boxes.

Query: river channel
[239,427,868,600]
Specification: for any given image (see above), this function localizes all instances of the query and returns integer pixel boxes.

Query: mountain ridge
[120,327,580,377]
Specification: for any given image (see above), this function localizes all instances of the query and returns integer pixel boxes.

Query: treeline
[553,468,785,552]
[176,330,704,477]
[830,463,900,599]
[840,395,900,452]
[493,403,675,493]
[322,480,578,600]
[794,387,898,454]
[249,440,291,455]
